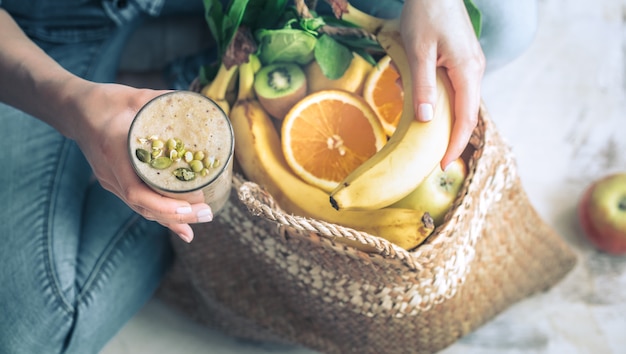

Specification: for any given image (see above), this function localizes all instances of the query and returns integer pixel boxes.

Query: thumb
[406,46,438,122]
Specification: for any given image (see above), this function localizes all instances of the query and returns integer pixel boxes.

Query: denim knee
[0,211,173,354]
[0,103,173,354]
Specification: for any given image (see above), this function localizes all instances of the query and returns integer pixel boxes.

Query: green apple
[391,158,468,226]
[578,172,626,254]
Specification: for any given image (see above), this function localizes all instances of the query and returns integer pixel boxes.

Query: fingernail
[178,232,193,243]
[176,206,192,214]
[418,103,433,122]
[197,208,213,223]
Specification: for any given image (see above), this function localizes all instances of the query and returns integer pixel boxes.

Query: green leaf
[202,0,250,60]
[222,0,250,49]
[203,0,225,54]
[332,35,382,53]
[256,28,317,65]
[249,0,290,30]
[352,49,377,67]
[464,0,483,38]
[314,34,353,80]
[300,17,326,34]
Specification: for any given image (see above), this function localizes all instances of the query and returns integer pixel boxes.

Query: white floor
[104,0,626,352]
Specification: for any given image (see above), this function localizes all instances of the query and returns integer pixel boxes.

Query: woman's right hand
[0,10,212,242]
[70,81,213,243]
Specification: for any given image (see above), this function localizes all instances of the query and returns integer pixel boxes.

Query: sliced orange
[281,89,387,192]
[363,55,404,137]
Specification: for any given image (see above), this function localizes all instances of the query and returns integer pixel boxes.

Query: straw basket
[157,103,577,354]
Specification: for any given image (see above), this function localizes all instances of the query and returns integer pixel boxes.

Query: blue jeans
[0,1,203,354]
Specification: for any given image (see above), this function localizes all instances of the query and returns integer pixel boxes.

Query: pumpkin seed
[135,148,152,163]
[173,167,196,181]
[150,156,172,169]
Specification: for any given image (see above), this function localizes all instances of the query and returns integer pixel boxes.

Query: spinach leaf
[246,0,290,30]
[256,28,317,65]
[314,34,353,80]
[203,0,250,61]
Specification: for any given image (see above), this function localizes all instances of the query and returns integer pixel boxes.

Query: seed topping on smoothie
[134,135,221,182]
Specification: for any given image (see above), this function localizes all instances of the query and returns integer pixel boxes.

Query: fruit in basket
[390,157,468,226]
[254,63,307,120]
[363,55,403,137]
[200,62,239,116]
[329,15,454,211]
[305,53,373,95]
[230,56,435,250]
[281,89,387,192]
[577,172,626,255]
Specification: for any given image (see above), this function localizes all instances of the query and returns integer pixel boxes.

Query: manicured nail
[197,208,213,223]
[418,103,433,122]
[176,206,192,214]
[178,232,193,243]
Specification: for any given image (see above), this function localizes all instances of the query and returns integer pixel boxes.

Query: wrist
[43,75,97,141]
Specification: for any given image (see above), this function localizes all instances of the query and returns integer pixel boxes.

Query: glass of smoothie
[128,91,234,215]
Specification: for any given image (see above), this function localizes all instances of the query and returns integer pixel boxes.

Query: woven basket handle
[234,175,421,270]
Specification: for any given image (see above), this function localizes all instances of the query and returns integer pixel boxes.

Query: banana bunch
[229,55,435,251]
[329,6,455,211]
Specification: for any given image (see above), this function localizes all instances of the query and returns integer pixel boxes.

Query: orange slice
[281,89,387,192]
[362,55,404,137]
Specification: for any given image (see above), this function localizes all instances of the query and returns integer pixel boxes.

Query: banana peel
[201,62,239,116]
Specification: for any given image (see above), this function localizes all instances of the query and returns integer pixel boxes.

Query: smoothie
[128,91,234,214]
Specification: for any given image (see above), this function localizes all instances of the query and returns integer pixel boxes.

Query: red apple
[578,172,626,254]
[390,158,468,226]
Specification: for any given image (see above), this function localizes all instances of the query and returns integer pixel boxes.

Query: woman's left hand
[400,0,485,169]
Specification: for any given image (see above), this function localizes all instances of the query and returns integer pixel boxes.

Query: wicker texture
[158,105,577,354]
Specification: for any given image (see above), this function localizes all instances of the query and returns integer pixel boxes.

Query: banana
[230,55,435,251]
[337,4,386,34]
[201,62,239,116]
[305,52,374,95]
[329,8,455,211]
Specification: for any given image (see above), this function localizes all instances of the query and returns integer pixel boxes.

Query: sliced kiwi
[254,63,307,120]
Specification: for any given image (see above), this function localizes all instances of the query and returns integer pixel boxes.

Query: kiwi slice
[254,63,307,120]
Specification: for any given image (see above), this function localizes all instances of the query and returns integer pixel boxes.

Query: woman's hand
[72,82,212,243]
[400,0,485,169]
[0,10,211,242]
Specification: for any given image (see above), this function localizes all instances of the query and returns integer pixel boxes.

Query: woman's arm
[0,9,87,137]
[0,9,212,242]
